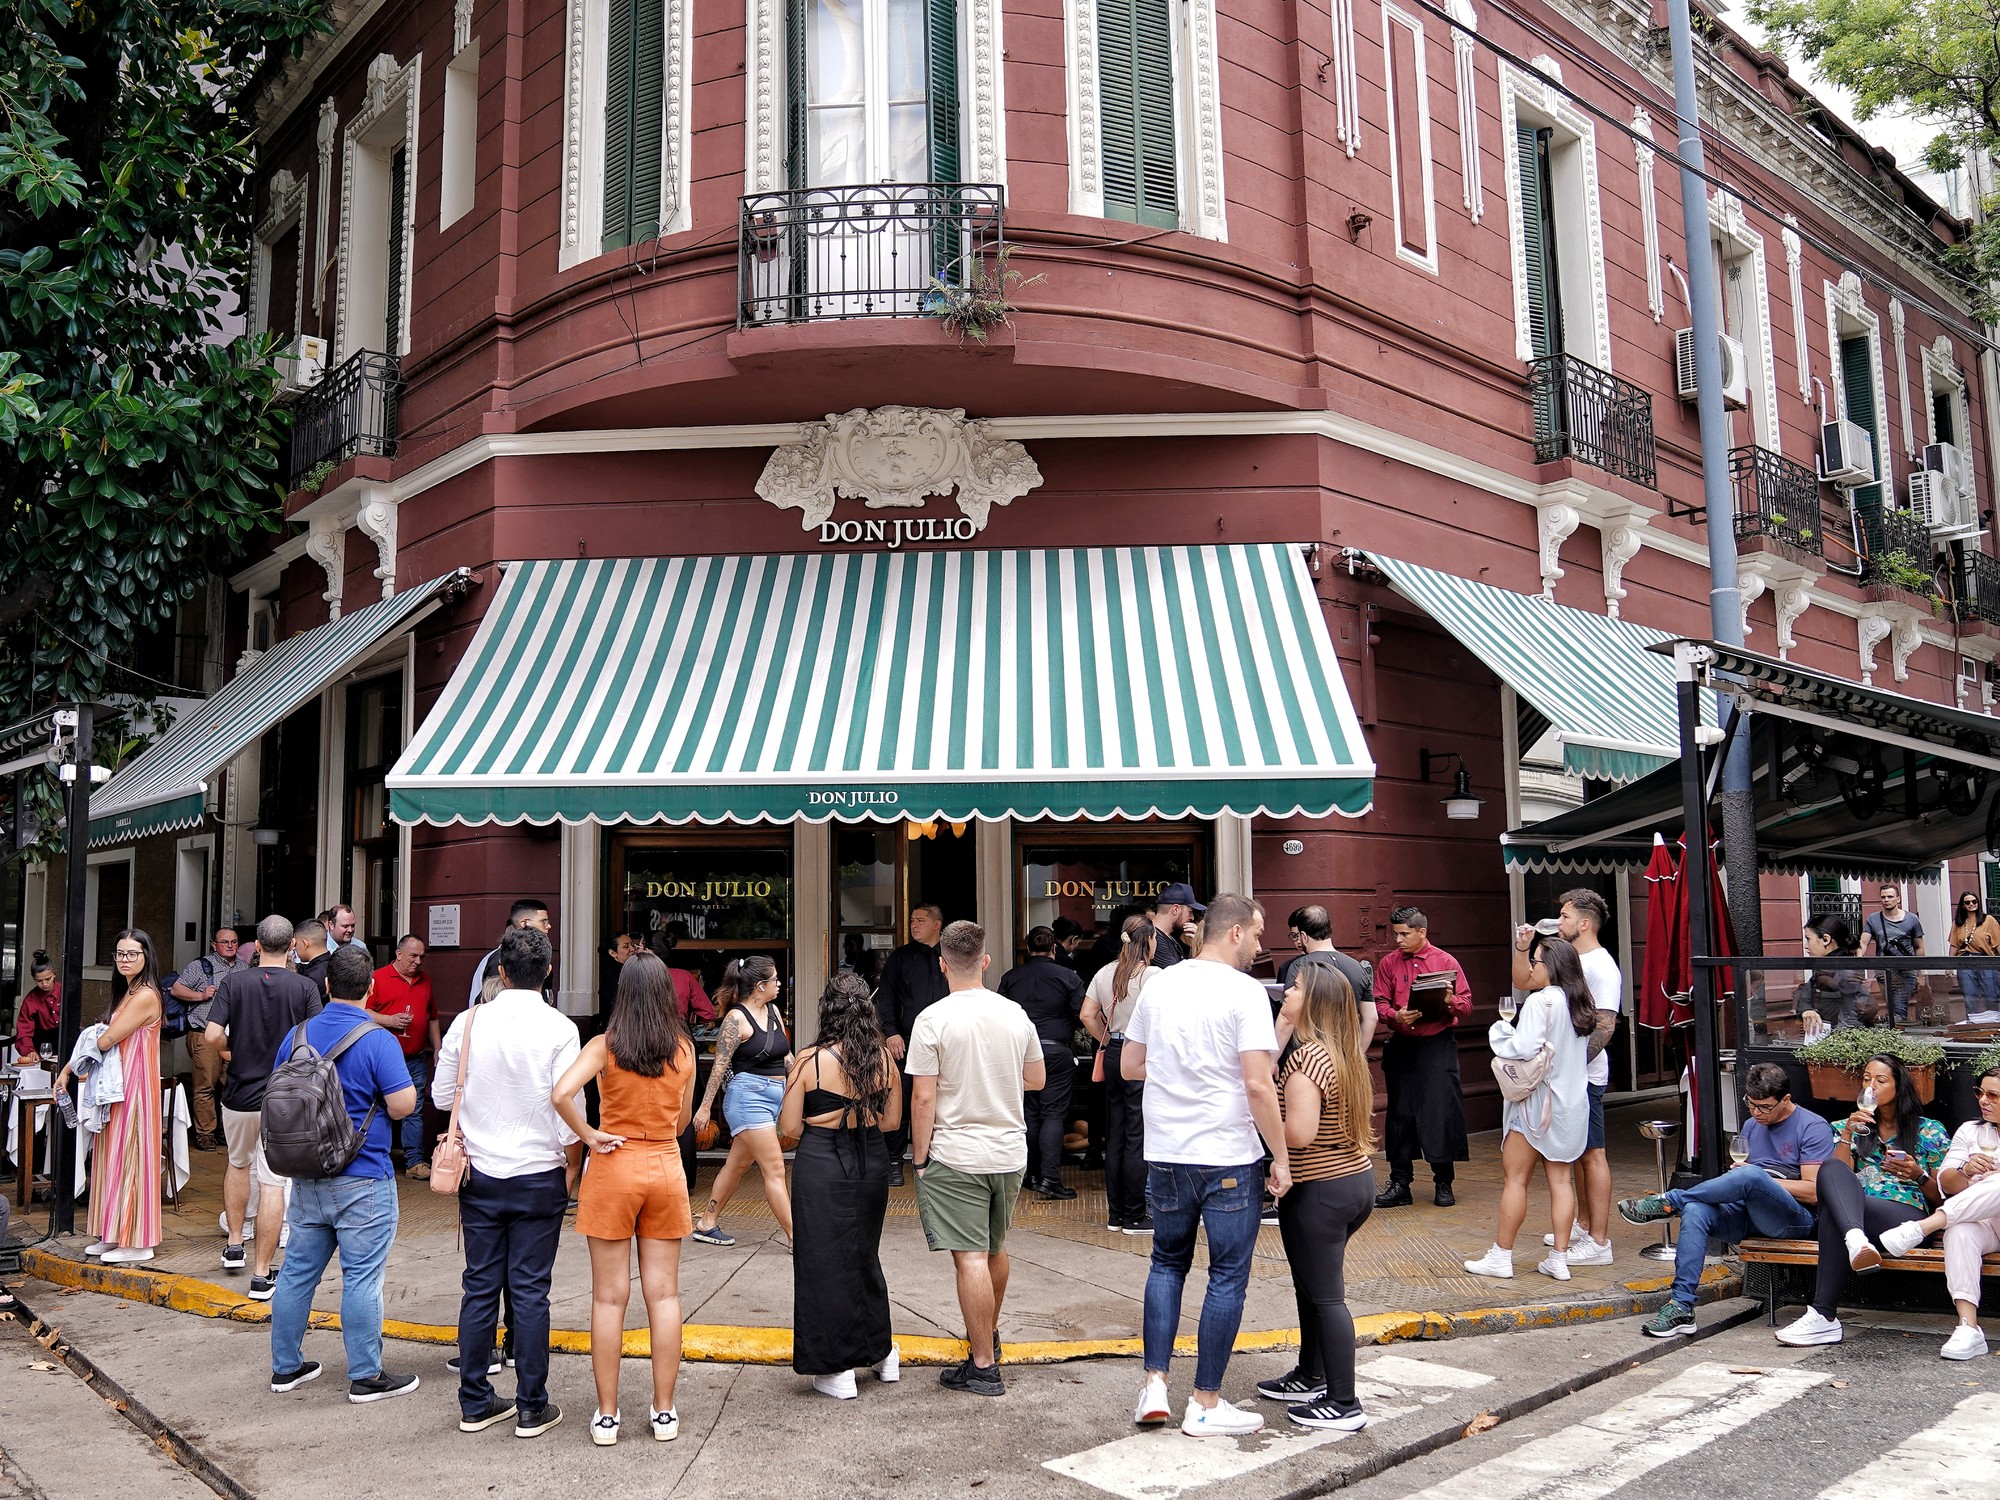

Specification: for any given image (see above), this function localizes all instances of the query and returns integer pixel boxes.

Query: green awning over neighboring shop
[1369,553,1705,783]
[387,546,1376,827]
[88,571,470,847]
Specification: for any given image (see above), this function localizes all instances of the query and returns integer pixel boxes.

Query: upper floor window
[561,0,691,270]
[1096,0,1177,229]
[252,171,309,343]
[1500,61,1609,371]
[337,54,421,359]
[1826,274,1887,517]
[1709,192,1779,453]
[791,0,947,188]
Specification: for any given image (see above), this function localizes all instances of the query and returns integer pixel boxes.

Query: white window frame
[172,833,217,973]
[250,170,309,340]
[560,0,693,271]
[1381,3,1437,274]
[440,38,481,230]
[1825,271,1890,484]
[1710,190,1780,453]
[1061,0,1222,240]
[1923,334,1975,490]
[336,53,422,360]
[84,849,136,980]
[1499,58,1611,371]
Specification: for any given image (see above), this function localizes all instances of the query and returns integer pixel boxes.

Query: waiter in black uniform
[876,903,948,1185]
[999,925,1087,1199]
[1147,884,1203,967]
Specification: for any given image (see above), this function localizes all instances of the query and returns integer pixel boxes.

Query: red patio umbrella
[1664,835,1735,1030]
[1638,836,1680,1031]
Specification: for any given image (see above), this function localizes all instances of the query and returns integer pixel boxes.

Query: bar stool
[1638,1119,1680,1261]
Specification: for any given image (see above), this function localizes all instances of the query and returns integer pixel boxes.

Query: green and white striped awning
[89,571,470,847]
[1370,554,1709,784]
[388,546,1375,826]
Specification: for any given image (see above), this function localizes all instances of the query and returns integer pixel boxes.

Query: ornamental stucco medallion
[756,405,1043,531]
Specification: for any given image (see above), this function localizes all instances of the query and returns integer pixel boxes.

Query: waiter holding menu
[1372,904,1472,1210]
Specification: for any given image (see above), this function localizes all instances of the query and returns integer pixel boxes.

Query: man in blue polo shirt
[1618,1061,1834,1338]
[268,945,420,1404]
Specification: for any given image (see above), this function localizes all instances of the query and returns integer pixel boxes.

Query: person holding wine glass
[1879,1064,2000,1358]
[1775,1054,1949,1347]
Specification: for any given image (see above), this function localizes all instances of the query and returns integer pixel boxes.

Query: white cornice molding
[251,0,396,143]
[228,534,310,596]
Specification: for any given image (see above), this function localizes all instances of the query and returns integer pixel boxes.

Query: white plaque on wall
[427,903,461,949]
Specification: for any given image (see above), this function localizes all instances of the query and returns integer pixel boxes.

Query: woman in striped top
[1259,961,1377,1432]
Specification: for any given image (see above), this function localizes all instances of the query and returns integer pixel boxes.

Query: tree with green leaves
[1749,0,2000,312]
[0,0,328,739]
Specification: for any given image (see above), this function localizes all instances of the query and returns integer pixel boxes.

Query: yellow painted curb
[21,1247,1735,1366]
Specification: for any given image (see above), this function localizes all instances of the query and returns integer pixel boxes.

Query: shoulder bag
[430,1006,478,1196]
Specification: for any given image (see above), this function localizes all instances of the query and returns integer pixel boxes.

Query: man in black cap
[999,926,1087,1198]
[876,904,949,1184]
[1148,884,1203,968]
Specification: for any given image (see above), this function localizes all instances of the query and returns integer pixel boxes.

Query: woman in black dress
[777,974,902,1399]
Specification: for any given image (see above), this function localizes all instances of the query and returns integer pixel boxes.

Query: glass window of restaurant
[342,673,402,966]
[833,821,977,986]
[607,831,795,1024]
[1015,820,1210,970]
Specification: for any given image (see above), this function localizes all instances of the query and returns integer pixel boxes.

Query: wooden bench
[1736,1237,2000,1323]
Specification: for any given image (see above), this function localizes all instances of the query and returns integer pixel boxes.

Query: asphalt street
[2,1286,1995,1500]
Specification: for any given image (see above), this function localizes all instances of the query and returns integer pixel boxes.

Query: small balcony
[1861,505,1941,602]
[1955,547,2000,629]
[1729,443,1825,563]
[738,183,1006,328]
[288,348,401,491]
[1527,353,1658,489]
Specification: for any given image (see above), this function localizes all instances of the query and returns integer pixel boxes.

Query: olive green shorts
[914,1160,1024,1253]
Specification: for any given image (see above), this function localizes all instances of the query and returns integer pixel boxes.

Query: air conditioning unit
[1925,475,1981,541]
[276,333,327,396]
[1820,419,1875,487]
[1925,441,1968,495]
[1674,328,1749,409]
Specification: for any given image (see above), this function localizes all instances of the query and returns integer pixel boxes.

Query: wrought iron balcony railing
[288,348,401,490]
[1862,505,1939,593]
[1957,547,2000,626]
[1527,352,1658,489]
[1729,443,1825,560]
[738,182,1006,328]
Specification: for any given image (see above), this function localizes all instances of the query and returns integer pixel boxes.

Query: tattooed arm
[694,1010,746,1130]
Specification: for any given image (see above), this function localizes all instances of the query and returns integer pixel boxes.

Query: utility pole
[51,702,95,1236]
[1667,0,1757,1177]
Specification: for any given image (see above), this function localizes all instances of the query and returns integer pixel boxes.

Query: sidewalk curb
[20,1246,1740,1365]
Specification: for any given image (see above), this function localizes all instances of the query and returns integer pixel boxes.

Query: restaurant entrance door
[832,820,977,987]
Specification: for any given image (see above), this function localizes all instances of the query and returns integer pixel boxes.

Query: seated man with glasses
[1618,1062,1835,1338]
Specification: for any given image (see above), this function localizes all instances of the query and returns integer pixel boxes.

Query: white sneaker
[1879,1221,1928,1258]
[1844,1228,1882,1272]
[649,1407,678,1442]
[1134,1374,1172,1426]
[1775,1308,1843,1347]
[1544,1222,1590,1248]
[1463,1246,1515,1279]
[1942,1323,1989,1361]
[870,1345,900,1382]
[83,1242,109,1257]
[100,1247,153,1264]
[589,1411,620,1447]
[812,1371,858,1400]
[1181,1396,1265,1438]
[1536,1253,1571,1281]
[1565,1237,1614,1267]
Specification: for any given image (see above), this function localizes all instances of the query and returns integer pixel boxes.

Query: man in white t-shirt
[1122,894,1290,1439]
[1514,888,1622,1265]
[907,920,1045,1400]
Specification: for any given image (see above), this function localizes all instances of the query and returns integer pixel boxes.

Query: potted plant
[1863,548,1943,607]
[1794,1026,1945,1104]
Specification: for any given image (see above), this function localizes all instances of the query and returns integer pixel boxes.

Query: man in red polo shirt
[370,934,440,1179]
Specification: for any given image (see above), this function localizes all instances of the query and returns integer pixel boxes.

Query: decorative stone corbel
[1855,610,1892,686]
[1600,517,1647,618]
[305,515,346,621]
[454,0,474,51]
[1857,602,1922,686]
[1772,578,1813,658]
[355,487,398,596]
[1736,569,1767,639]
[1889,611,1922,683]
[1535,502,1580,600]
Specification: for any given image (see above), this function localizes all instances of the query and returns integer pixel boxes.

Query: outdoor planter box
[1804,1061,1936,1105]
[1736,531,1822,571]
[1860,582,1941,613]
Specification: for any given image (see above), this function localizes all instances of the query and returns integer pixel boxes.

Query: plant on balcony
[298,458,340,495]
[923,245,1044,344]
[1870,549,1941,602]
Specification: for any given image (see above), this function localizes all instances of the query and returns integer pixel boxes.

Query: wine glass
[1729,1133,1750,1168]
[1498,995,1518,1024]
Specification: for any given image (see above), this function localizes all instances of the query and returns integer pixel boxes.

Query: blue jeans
[397,1052,432,1164]
[270,1175,399,1380]
[1143,1162,1263,1392]
[1663,1165,1813,1308]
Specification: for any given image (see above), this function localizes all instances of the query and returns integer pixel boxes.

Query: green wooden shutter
[786,0,808,186]
[603,0,665,252]
[927,0,960,183]
[1517,124,1561,361]
[1841,334,1883,514]
[1984,860,2000,913]
[1098,0,1178,229]
[384,145,407,353]
[1934,389,1956,448]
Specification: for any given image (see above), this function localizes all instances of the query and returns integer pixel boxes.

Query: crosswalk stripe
[1816,1392,2000,1499]
[1042,1355,1494,1500]
[1398,1362,1831,1500]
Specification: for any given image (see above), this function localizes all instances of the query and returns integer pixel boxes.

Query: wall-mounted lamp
[1419,749,1484,821]
[251,827,281,847]
[1346,208,1373,240]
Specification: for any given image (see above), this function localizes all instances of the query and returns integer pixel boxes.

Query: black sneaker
[248,1275,276,1302]
[1288,1398,1368,1431]
[1260,1197,1281,1226]
[446,1354,505,1376]
[515,1402,563,1438]
[1124,1216,1155,1235]
[1255,1368,1328,1403]
[888,1162,905,1187]
[1037,1179,1078,1201]
[939,1359,1005,1397]
[221,1244,246,1272]
[459,1400,517,1433]
[349,1371,420,1404]
[271,1361,322,1393]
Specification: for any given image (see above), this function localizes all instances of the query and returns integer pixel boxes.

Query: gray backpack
[261,1020,381,1179]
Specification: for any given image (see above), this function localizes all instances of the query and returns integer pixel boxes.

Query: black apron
[1381,1028,1470,1165]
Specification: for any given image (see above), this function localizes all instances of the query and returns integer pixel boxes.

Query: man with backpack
[266,945,419,1404]
[204,915,323,1298]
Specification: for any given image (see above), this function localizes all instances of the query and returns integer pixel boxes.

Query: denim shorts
[723,1072,786,1133]
[1585,1082,1608,1151]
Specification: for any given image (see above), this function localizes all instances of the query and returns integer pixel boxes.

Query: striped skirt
[90,1020,162,1250]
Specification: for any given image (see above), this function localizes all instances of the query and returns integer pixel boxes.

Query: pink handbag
[429,1007,477,1195]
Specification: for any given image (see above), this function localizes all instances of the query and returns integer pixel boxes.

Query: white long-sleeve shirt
[433,989,580,1179]
[1489,985,1590,1164]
